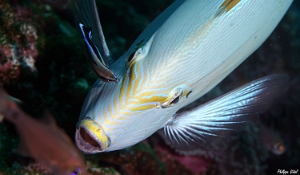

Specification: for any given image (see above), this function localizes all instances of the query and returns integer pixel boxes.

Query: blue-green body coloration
[74,0,293,153]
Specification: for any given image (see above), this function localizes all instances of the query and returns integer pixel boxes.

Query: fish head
[75,33,196,153]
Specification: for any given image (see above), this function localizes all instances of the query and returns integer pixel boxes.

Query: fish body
[75,0,292,153]
[0,88,87,175]
[259,124,286,155]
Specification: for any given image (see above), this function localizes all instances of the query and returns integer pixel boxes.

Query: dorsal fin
[127,0,186,55]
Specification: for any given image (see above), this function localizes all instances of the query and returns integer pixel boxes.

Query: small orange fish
[0,87,87,175]
[259,125,286,155]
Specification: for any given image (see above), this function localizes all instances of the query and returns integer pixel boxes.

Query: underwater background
[0,0,299,174]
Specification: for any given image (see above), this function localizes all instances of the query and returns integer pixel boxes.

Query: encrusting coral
[0,0,38,85]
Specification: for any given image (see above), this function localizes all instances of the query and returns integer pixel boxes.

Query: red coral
[0,0,38,85]
[0,44,21,85]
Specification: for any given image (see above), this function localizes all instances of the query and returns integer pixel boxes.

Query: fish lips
[75,118,110,154]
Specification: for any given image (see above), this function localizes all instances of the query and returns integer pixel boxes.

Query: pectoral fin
[161,74,288,154]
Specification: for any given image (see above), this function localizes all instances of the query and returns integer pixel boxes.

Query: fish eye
[127,36,154,67]
[171,96,180,104]
[128,48,143,66]
[161,89,183,108]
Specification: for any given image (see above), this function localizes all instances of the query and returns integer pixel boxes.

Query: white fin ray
[161,74,288,153]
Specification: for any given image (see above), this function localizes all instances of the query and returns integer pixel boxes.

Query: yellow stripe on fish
[221,0,241,12]
[119,35,174,112]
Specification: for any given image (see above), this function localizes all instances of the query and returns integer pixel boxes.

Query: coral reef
[0,0,38,85]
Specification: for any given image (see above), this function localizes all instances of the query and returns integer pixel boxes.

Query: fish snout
[75,118,110,153]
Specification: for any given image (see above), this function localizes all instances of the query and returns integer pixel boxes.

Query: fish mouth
[75,118,110,154]
[75,127,102,153]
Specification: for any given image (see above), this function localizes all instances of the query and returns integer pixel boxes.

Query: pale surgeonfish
[0,88,87,175]
[73,0,293,154]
